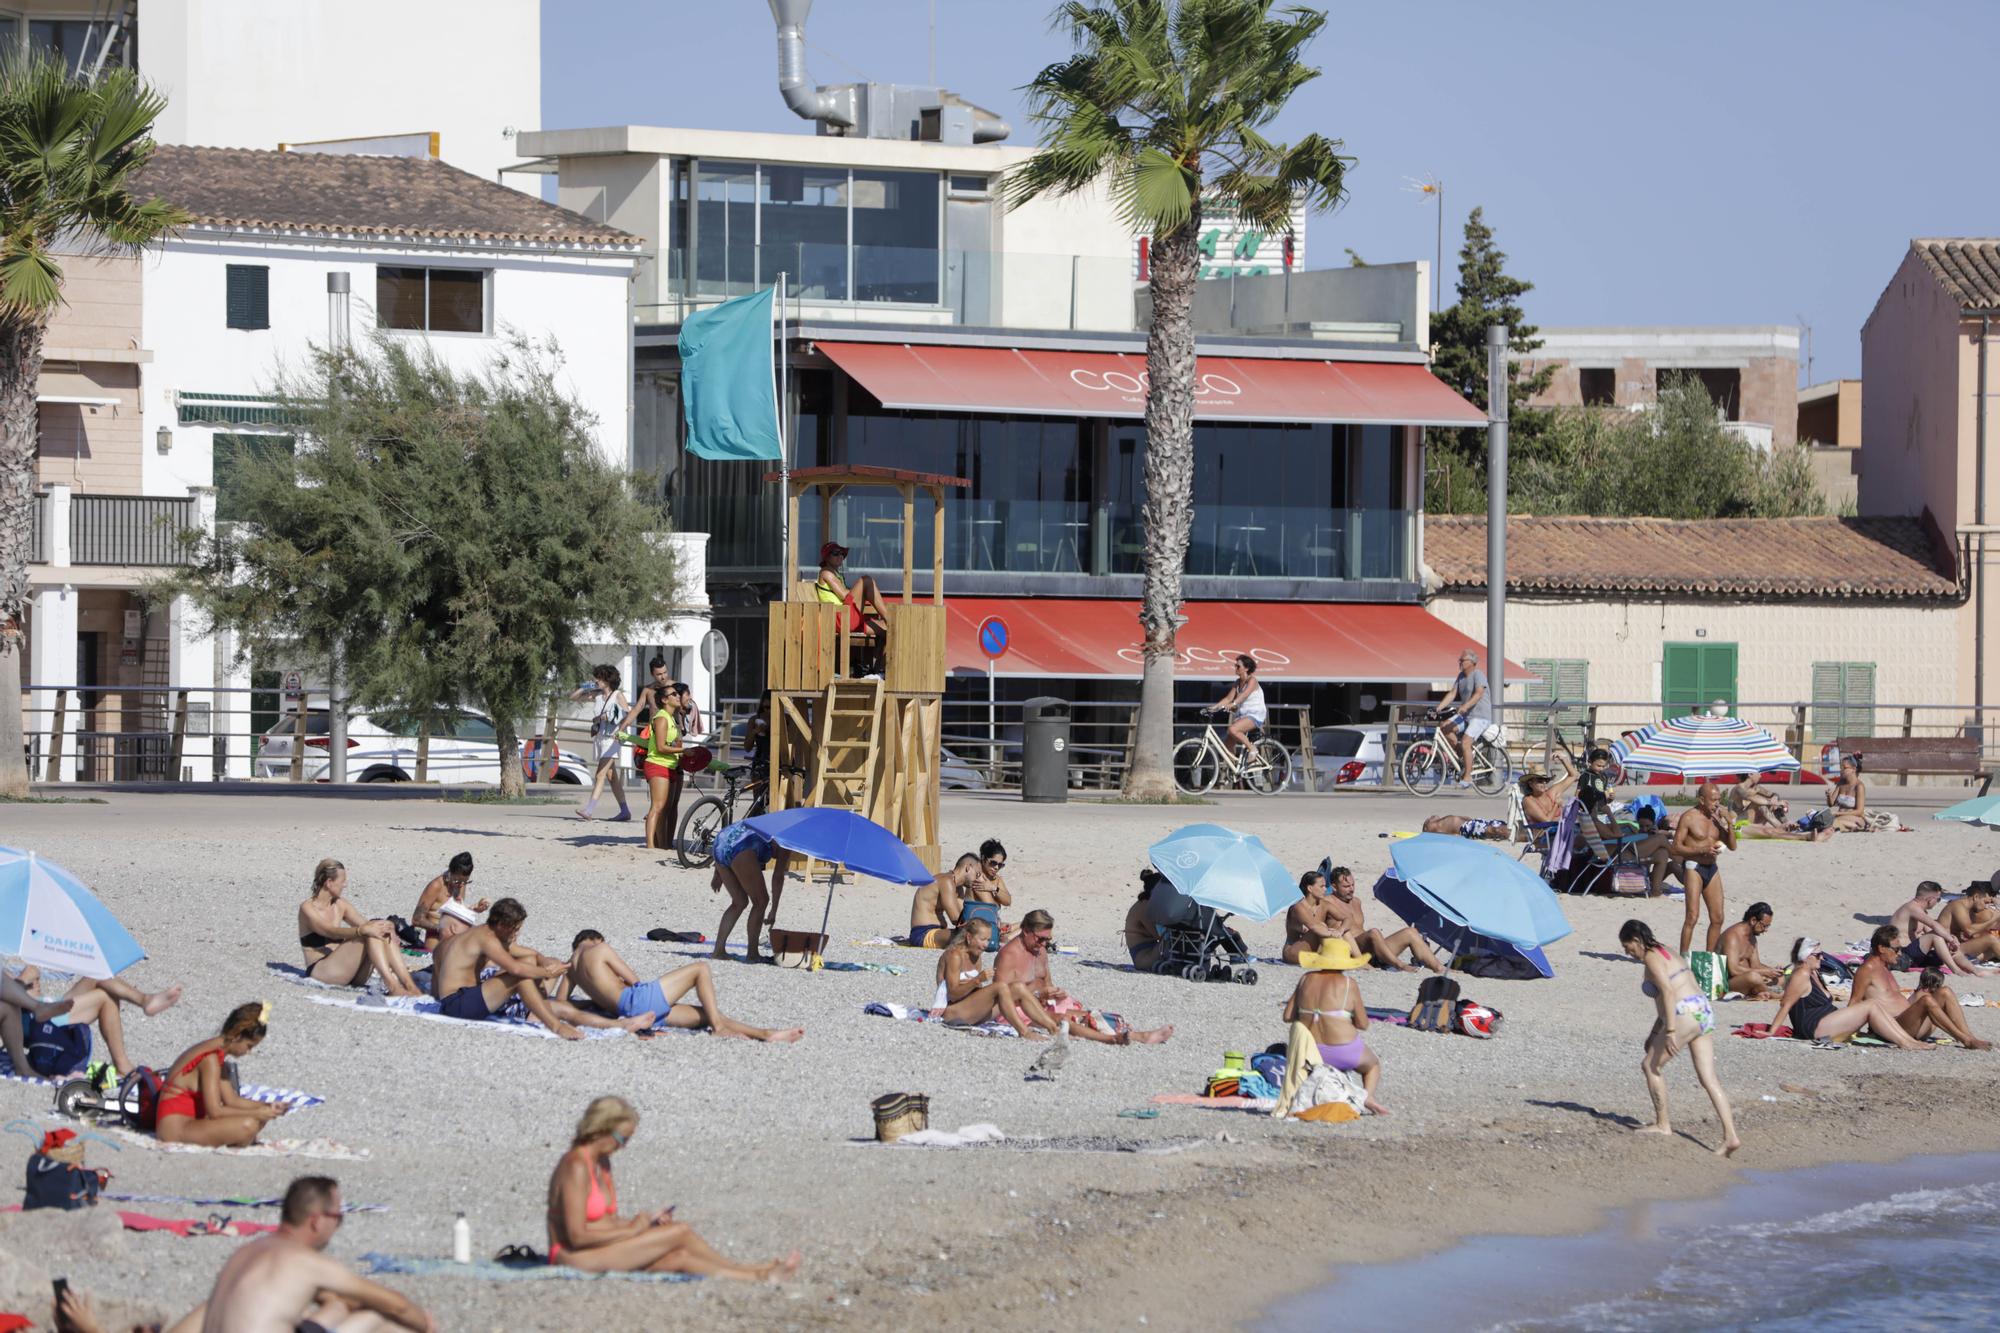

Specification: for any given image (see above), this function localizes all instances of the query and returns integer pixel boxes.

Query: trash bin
[1021,696,1071,804]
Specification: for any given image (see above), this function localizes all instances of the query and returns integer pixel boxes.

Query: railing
[28,492,46,564]
[70,495,197,566]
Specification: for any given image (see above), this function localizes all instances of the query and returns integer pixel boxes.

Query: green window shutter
[1526,657,1590,744]
[1843,663,1875,738]
[1810,661,1844,741]
[1663,642,1701,714]
[225,265,269,330]
[1702,644,1738,715]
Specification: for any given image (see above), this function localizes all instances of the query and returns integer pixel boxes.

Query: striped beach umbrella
[1609,715,1800,779]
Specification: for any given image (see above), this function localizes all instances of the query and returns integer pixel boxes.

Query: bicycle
[1398,711,1512,796]
[1172,715,1293,795]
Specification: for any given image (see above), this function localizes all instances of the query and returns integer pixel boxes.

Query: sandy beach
[4,782,2000,1330]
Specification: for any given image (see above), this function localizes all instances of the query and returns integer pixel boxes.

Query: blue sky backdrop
[543,0,2000,380]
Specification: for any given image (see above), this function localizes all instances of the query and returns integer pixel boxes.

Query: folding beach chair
[1561,803,1651,896]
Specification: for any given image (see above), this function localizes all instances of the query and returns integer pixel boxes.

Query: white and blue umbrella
[1147,823,1296,922]
[0,846,144,979]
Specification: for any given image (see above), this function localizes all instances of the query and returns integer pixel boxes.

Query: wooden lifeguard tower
[764,465,968,871]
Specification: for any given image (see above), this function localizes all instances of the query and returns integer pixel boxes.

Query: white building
[1,0,539,188]
[25,145,707,782]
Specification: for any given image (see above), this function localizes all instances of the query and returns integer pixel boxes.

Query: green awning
[177,391,289,426]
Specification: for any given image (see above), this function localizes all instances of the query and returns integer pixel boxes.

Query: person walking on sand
[572,664,633,823]
[1670,783,1735,956]
[564,931,803,1042]
[297,858,424,997]
[548,1095,801,1280]
[1618,919,1741,1157]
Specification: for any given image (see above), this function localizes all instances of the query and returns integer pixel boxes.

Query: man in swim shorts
[1321,863,1444,974]
[169,1175,435,1333]
[1420,814,1510,840]
[907,853,981,947]
[1889,881,1979,975]
[564,932,803,1043]
[1943,881,2000,963]
[1669,783,1735,955]
[428,898,645,1040]
[1850,926,1991,1050]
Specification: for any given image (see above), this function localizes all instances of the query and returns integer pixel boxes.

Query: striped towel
[95,1123,369,1160]
[0,1053,323,1110]
[358,1252,697,1284]
[304,993,632,1040]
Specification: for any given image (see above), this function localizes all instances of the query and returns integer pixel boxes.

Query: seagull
[1025,1021,1070,1081]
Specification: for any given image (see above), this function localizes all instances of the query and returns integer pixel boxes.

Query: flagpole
[778,272,790,598]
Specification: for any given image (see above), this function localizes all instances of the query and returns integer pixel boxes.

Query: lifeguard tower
[764,465,967,871]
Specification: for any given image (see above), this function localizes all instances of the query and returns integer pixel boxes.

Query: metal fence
[69,495,198,566]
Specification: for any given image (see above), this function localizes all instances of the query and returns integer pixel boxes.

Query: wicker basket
[870,1092,930,1143]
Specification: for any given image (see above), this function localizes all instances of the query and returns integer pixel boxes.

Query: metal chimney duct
[768,0,856,131]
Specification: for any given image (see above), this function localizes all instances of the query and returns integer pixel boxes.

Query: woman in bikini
[814,541,890,669]
[155,1002,288,1148]
[928,920,1053,1039]
[708,820,792,964]
[547,1095,800,1280]
[1769,937,1929,1050]
[1619,919,1742,1156]
[1280,952,1387,1115]
[297,858,423,997]
[1821,755,1869,834]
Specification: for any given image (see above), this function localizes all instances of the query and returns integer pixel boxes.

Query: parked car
[256,710,590,785]
[1289,725,1391,791]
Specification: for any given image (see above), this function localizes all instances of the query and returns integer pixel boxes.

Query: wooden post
[1585,704,1600,750]
[47,687,66,782]
[898,483,914,603]
[1791,703,1807,786]
[1296,706,1317,790]
[169,689,189,780]
[1900,706,1914,786]
[542,699,559,784]
[290,696,307,782]
[930,487,945,605]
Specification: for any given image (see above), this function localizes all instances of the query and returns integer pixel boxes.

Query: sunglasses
[985,858,1006,869]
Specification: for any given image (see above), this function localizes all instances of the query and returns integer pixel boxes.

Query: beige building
[1858,238,2000,716]
[1522,325,1801,450]
[1797,378,1861,509]
[1423,515,1962,746]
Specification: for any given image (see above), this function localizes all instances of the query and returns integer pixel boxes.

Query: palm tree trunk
[0,316,47,798]
[1126,213,1201,800]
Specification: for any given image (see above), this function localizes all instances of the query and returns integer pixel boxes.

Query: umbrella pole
[813,870,839,971]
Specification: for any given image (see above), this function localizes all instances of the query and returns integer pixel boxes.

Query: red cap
[819,541,849,563]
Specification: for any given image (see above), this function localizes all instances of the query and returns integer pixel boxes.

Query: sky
[541,0,2000,382]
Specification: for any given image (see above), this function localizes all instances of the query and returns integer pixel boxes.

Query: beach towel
[665,945,904,975]
[105,1191,386,1213]
[855,937,1078,956]
[887,1122,1006,1147]
[357,1252,698,1285]
[0,1052,323,1111]
[95,1124,369,1161]
[1150,1093,1276,1110]
[304,992,633,1040]
[0,1203,281,1236]
[860,1002,1019,1037]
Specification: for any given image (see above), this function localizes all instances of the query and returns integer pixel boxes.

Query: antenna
[1404,175,1444,315]
[929,0,937,86]
[1795,314,1813,387]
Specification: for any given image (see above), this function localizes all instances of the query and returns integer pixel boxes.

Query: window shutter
[1810,661,1844,741]
[1524,658,1590,744]
[1842,663,1875,739]
[225,265,269,330]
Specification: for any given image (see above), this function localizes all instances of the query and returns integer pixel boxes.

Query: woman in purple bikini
[1280,944,1387,1115]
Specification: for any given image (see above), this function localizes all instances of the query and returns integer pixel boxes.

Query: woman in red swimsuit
[155,1002,287,1148]
[546,1095,800,1280]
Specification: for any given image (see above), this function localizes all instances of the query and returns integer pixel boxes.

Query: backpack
[1407,975,1463,1032]
[122,1067,165,1132]
[23,1018,91,1079]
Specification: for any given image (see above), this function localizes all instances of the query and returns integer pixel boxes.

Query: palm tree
[1005,0,1349,798]
[0,57,182,796]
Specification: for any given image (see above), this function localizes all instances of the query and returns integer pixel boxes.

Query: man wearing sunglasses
[170,1175,434,1332]
[995,911,1174,1046]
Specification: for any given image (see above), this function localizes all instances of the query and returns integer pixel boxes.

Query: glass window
[376,267,429,329]
[376,267,487,333]
[759,164,848,299]
[449,712,497,742]
[852,169,939,304]
[28,17,133,73]
[693,161,756,297]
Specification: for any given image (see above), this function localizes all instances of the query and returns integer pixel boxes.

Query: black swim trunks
[437,984,491,1022]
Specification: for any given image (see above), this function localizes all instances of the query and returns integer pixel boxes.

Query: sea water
[1262,1153,2000,1332]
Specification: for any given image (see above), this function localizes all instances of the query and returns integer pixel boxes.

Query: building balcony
[31,485,204,570]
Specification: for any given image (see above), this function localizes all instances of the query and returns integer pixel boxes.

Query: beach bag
[1688,951,1729,999]
[769,928,829,969]
[23,1018,90,1078]
[1296,1065,1367,1114]
[1611,865,1651,897]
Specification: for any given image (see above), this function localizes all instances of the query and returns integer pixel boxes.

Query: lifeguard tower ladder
[764,465,967,872]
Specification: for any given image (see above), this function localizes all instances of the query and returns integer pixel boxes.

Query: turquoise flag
[679,287,781,461]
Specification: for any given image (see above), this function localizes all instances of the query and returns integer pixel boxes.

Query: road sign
[977,616,1009,660]
[283,670,304,701]
[699,628,730,673]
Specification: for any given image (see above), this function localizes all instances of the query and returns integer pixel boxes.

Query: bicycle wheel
[1173,737,1221,795]
[1246,738,1292,794]
[1473,740,1512,796]
[675,796,729,869]
[1399,741,1446,796]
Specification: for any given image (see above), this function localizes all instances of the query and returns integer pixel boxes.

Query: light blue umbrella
[1387,833,1573,951]
[1935,793,2000,826]
[1147,823,1295,922]
[0,846,145,979]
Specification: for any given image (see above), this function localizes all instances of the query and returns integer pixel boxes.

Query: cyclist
[1433,650,1497,787]
[1208,654,1267,756]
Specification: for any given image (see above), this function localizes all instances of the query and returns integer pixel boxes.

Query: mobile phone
[52,1277,76,1333]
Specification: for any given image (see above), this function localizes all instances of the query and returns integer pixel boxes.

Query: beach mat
[661,945,905,975]
[358,1252,698,1284]
[0,1052,323,1111]
[106,1191,386,1213]
[861,1001,1019,1037]
[96,1123,369,1161]
[303,992,633,1041]
[1150,1093,1277,1111]
[1,1204,280,1237]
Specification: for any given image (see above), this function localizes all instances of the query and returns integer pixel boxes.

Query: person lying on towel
[427,898,648,1040]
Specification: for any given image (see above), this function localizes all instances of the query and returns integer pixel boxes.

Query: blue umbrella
[1146,823,1295,923]
[1378,834,1573,979]
[1935,793,2000,827]
[741,808,933,885]
[1373,869,1556,980]
[0,846,145,980]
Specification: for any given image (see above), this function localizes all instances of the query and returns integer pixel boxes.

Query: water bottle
[452,1212,471,1264]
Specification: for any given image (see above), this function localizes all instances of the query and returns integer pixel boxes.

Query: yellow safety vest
[644,712,680,769]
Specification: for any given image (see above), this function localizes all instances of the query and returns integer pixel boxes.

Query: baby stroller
[1146,876,1257,984]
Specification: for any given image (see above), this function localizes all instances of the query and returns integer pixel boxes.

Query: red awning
[946,598,1526,683]
[818,341,1483,427]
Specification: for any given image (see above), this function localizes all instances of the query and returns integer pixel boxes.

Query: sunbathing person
[908,853,980,948]
[411,851,488,948]
[1819,754,1870,834]
[1715,903,1782,998]
[549,1095,800,1280]
[1520,765,1575,826]
[1769,937,1929,1049]
[930,919,1055,1038]
[1125,870,1165,971]
[1889,881,1978,976]
[1281,949,1387,1115]
[1420,813,1509,840]
[970,839,1015,909]
[298,857,423,997]
[0,964,179,1079]
[1322,863,1444,974]
[1943,881,2000,963]
[1730,778,1829,841]
[162,1174,434,1333]
[155,1003,289,1148]
[995,910,1173,1045]
[709,819,794,963]
[1282,870,1345,966]
[1850,927,1992,1049]
[565,932,802,1042]
[430,898,646,1039]
[1618,919,1741,1156]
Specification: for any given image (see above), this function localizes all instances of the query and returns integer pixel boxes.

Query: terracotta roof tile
[1425,515,1958,600]
[1913,238,2000,311]
[137,145,638,249]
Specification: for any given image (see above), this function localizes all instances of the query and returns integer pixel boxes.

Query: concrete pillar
[29,585,78,782]
[45,483,71,568]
